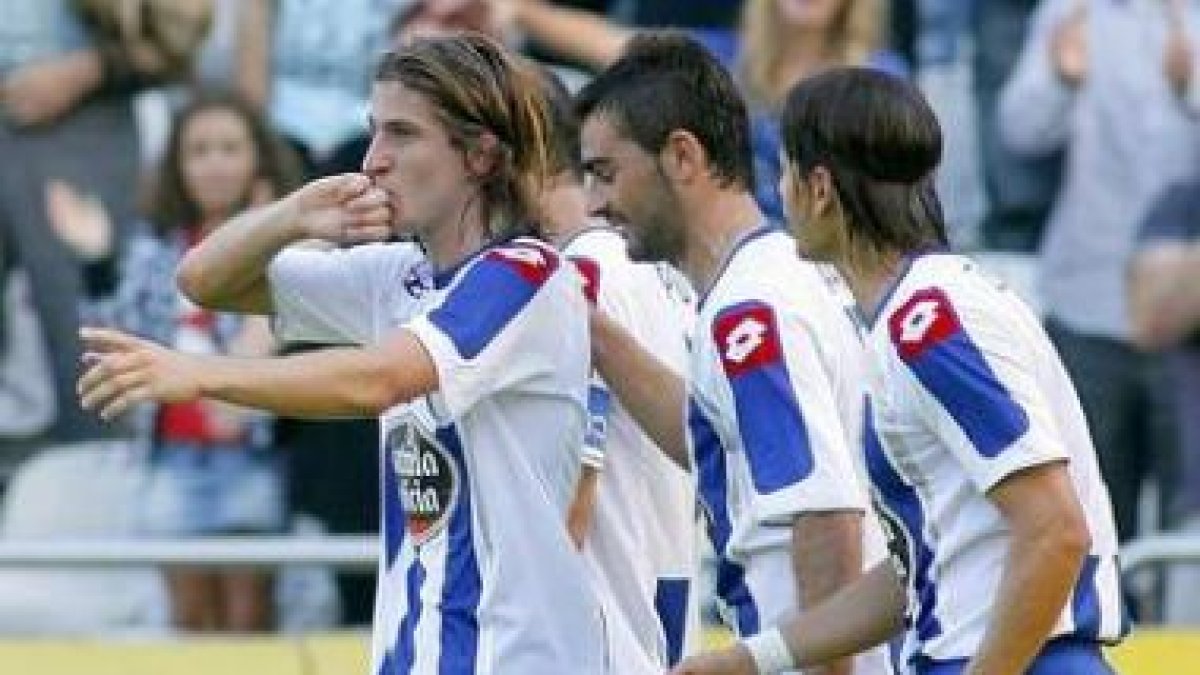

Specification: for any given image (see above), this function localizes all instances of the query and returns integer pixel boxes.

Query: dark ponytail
[781,67,947,254]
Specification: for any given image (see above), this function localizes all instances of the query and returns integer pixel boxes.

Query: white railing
[0,536,377,570]
[0,532,1192,575]
[1119,534,1200,576]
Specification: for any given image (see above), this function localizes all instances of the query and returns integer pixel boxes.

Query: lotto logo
[712,302,783,377]
[723,317,767,363]
[888,288,961,361]
[898,300,941,344]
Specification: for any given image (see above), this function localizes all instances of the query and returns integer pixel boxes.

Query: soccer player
[77,34,606,674]
[578,33,893,675]
[535,71,698,672]
[673,68,1127,675]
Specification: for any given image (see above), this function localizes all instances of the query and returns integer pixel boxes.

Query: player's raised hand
[1165,0,1193,96]
[669,646,757,675]
[287,173,395,245]
[45,179,114,262]
[78,327,204,421]
[1051,1,1088,87]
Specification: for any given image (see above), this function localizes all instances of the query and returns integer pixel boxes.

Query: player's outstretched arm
[589,309,690,469]
[77,326,437,420]
[176,174,393,314]
[671,561,906,675]
[966,461,1090,675]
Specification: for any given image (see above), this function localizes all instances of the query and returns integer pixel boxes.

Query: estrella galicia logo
[388,423,459,546]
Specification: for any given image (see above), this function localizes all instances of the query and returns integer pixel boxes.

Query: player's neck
[419,198,492,274]
[682,190,767,295]
[841,248,908,320]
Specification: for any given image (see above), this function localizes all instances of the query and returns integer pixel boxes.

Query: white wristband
[742,627,796,674]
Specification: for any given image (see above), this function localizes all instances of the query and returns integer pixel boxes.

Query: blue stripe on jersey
[864,402,942,643]
[1071,555,1101,640]
[436,426,480,674]
[689,398,760,635]
[382,442,404,568]
[889,290,1029,458]
[584,383,612,455]
[395,559,427,673]
[655,577,690,666]
[713,301,813,493]
[428,244,557,359]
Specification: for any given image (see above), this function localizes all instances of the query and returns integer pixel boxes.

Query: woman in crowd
[52,91,300,631]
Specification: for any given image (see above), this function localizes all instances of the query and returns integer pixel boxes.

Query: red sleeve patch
[569,256,601,305]
[887,287,962,362]
[712,301,784,378]
[484,241,559,286]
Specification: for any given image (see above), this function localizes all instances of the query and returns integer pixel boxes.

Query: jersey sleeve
[405,241,575,419]
[268,243,426,345]
[711,299,867,525]
[887,286,1068,492]
[569,255,612,470]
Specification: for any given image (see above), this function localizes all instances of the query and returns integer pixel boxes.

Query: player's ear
[808,165,837,219]
[464,131,501,179]
[659,129,705,184]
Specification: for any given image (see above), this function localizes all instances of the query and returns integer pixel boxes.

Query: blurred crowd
[0,0,1197,633]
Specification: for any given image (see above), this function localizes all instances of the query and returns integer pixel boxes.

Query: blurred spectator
[915,0,986,247]
[238,0,408,175]
[506,0,903,222]
[972,0,1062,252]
[50,92,301,632]
[1129,180,1200,624]
[999,0,1200,543]
[889,0,919,67]
[0,267,56,444]
[738,0,903,222]
[0,1,145,444]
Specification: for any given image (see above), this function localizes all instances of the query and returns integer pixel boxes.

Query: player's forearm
[966,517,1089,674]
[177,198,305,313]
[773,561,905,670]
[513,1,631,69]
[196,346,414,418]
[590,311,690,469]
[790,511,866,675]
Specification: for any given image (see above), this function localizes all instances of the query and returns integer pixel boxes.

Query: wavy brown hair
[739,0,886,108]
[375,34,554,238]
[146,91,303,238]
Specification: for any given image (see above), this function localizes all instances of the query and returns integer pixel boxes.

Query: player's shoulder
[469,236,562,287]
[560,222,626,263]
[882,254,1008,362]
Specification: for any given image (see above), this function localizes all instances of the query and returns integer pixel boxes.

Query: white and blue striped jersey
[686,226,892,674]
[563,225,698,673]
[863,252,1129,666]
[268,239,605,674]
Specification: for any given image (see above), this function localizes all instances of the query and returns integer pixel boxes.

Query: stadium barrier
[0,534,1194,673]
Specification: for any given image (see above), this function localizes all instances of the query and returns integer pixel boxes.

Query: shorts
[139,442,285,536]
[915,639,1116,675]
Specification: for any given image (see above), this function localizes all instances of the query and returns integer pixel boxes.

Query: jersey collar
[697,222,776,310]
